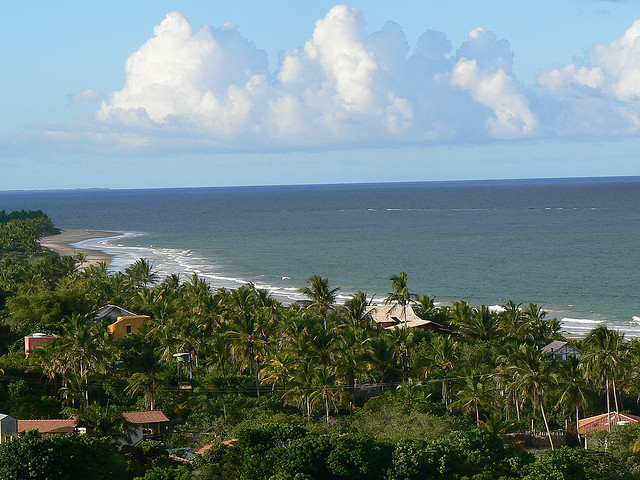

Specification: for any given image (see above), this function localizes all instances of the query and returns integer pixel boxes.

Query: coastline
[40,229,122,267]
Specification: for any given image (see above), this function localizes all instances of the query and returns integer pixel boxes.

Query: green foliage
[0,219,48,253]
[5,290,64,332]
[390,429,532,480]
[193,442,241,480]
[349,392,453,443]
[122,440,177,478]
[325,436,392,480]
[272,435,353,480]
[236,423,308,451]
[0,430,127,480]
[2,380,59,419]
[133,465,192,480]
[522,446,634,480]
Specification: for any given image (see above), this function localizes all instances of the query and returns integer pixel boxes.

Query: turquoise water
[2,177,640,336]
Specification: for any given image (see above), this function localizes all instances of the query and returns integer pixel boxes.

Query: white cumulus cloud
[537,19,640,135]
[93,7,640,153]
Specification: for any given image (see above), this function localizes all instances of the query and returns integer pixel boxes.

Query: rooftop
[86,304,136,323]
[122,410,169,424]
[18,418,77,434]
[365,304,450,332]
[578,411,639,434]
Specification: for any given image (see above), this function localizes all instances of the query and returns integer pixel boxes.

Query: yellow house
[107,315,150,340]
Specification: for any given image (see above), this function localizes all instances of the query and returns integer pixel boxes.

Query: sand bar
[40,229,122,267]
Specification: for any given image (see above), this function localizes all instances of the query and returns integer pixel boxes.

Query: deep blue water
[2,177,640,336]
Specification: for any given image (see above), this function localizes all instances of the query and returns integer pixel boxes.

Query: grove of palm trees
[1,211,640,480]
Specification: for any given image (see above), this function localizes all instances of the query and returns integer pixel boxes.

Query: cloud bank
[95,6,640,152]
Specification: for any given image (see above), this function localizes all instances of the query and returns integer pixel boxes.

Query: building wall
[107,316,150,340]
[0,415,18,444]
[24,336,56,357]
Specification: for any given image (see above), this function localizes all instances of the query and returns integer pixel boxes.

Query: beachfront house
[541,340,581,360]
[365,304,451,333]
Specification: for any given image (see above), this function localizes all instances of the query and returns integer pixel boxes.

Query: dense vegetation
[1,211,640,479]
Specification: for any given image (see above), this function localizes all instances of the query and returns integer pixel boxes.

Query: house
[122,410,169,445]
[578,411,639,448]
[85,304,150,340]
[24,333,56,357]
[541,341,581,360]
[365,304,451,333]
[18,418,80,434]
[86,304,137,324]
[107,315,150,340]
[0,414,18,444]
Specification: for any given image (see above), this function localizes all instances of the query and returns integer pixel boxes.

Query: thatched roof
[364,304,450,333]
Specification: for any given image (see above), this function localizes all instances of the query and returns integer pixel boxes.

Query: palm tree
[479,412,519,437]
[423,335,459,408]
[125,258,158,289]
[389,326,414,381]
[299,275,339,330]
[261,350,296,393]
[344,291,371,328]
[309,365,342,422]
[363,335,401,387]
[125,347,165,410]
[58,372,86,408]
[62,313,100,405]
[581,325,626,431]
[308,326,338,366]
[414,294,439,321]
[448,300,475,336]
[226,309,268,400]
[385,272,415,328]
[451,374,497,426]
[76,402,132,441]
[499,301,523,337]
[465,305,502,341]
[334,327,368,408]
[555,356,590,444]
[508,344,558,449]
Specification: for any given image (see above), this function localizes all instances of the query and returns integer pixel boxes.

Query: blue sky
[2,1,640,190]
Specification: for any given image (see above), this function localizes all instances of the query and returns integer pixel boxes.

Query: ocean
[2,177,639,337]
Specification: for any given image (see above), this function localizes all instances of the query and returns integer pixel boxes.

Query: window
[126,325,132,334]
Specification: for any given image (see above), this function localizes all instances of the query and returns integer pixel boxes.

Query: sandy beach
[40,229,122,267]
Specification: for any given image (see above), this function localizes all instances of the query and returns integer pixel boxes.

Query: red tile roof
[578,412,639,434]
[18,418,77,434]
[122,410,169,424]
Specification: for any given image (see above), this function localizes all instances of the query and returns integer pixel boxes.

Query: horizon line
[2,173,640,194]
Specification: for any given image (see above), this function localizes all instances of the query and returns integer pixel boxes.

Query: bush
[0,431,127,480]
[390,429,531,480]
[522,446,635,480]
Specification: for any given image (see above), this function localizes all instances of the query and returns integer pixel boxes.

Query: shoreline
[40,229,122,268]
[33,231,624,341]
